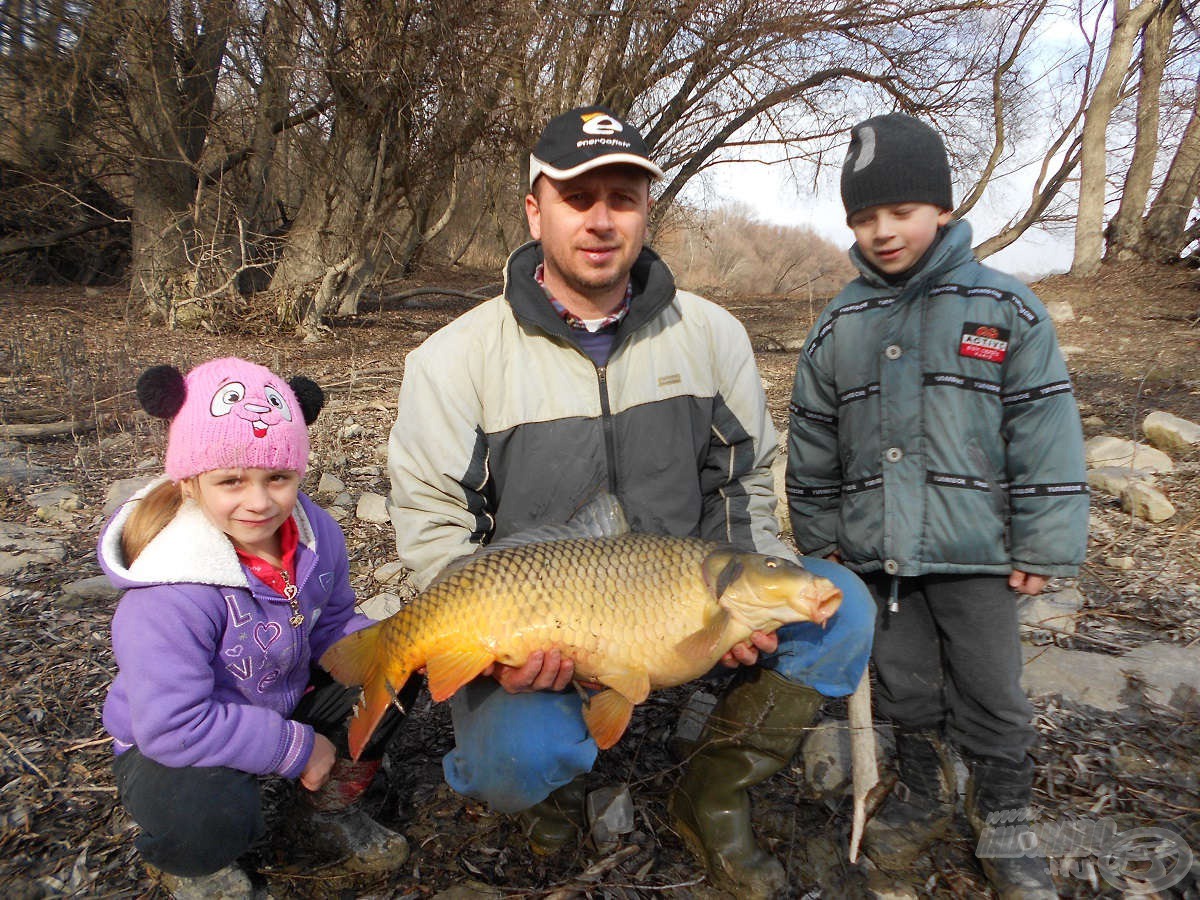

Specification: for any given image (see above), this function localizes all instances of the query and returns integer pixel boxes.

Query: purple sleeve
[110,585,314,777]
[303,497,376,663]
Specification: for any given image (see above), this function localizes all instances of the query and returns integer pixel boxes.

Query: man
[387,105,874,899]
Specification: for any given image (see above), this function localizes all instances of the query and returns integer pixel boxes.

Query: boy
[786,113,1088,897]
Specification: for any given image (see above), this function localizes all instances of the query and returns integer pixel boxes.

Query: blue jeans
[443,557,874,813]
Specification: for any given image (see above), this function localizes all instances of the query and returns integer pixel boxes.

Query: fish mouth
[811,586,843,626]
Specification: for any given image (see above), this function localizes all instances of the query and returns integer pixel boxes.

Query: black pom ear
[288,376,324,425]
[136,365,187,419]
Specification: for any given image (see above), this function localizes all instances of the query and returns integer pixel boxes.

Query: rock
[1086,466,1155,497]
[135,457,159,470]
[0,457,51,486]
[1045,299,1074,323]
[1105,555,1135,570]
[1081,415,1106,428]
[332,491,354,509]
[349,465,382,477]
[1059,345,1086,359]
[374,560,407,585]
[1021,645,1128,712]
[373,443,390,465]
[1018,586,1083,642]
[316,473,345,496]
[102,476,157,515]
[0,522,67,575]
[1121,482,1175,523]
[586,785,634,852]
[97,432,134,452]
[1142,410,1200,455]
[1122,642,1200,709]
[1084,436,1173,473]
[326,507,347,523]
[356,492,390,523]
[358,591,406,620]
[668,688,718,760]
[62,575,120,603]
[27,486,81,512]
[864,867,921,899]
[339,422,364,440]
[801,719,892,801]
[431,884,501,900]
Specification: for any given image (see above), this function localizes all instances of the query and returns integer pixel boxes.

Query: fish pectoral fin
[595,669,651,704]
[582,689,634,750]
[425,648,496,702]
[673,606,732,660]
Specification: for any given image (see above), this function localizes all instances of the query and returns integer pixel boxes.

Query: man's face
[848,203,952,275]
[525,165,651,308]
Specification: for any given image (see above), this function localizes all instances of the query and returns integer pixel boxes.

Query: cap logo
[581,112,623,136]
[850,125,876,172]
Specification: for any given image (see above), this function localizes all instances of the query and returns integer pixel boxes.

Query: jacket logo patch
[959,322,1010,363]
[320,572,334,592]
[658,374,681,387]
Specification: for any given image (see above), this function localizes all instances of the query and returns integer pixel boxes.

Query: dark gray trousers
[867,573,1034,764]
[113,669,417,876]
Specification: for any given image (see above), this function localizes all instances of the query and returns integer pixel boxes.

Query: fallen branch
[381,286,491,307]
[847,668,879,863]
[0,419,96,439]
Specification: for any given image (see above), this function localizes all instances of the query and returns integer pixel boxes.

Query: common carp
[321,495,842,760]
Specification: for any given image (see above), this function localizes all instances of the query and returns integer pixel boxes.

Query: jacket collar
[502,241,678,355]
[850,218,975,291]
[99,475,317,589]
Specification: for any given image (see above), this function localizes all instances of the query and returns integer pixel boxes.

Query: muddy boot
[295,757,408,875]
[152,864,253,899]
[965,754,1058,899]
[863,729,958,871]
[668,668,822,900]
[515,777,588,855]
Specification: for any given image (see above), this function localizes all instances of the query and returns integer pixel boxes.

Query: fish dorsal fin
[674,603,732,660]
[436,493,630,582]
[582,689,635,750]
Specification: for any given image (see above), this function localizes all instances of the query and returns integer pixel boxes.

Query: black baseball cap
[529,105,665,187]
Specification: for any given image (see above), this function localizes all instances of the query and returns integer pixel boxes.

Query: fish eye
[764,558,779,568]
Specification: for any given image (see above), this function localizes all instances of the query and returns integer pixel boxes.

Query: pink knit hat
[136,358,324,481]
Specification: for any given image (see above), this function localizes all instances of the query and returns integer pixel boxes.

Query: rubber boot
[152,864,253,899]
[965,754,1058,899]
[294,757,409,875]
[668,668,822,900]
[863,729,958,870]
[515,776,588,855]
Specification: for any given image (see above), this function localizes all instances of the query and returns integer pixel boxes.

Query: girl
[99,358,414,896]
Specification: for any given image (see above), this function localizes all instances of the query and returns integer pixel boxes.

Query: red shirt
[234,516,298,596]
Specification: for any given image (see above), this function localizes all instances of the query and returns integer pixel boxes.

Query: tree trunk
[1071,0,1159,276]
[1138,87,1200,261]
[1105,0,1180,262]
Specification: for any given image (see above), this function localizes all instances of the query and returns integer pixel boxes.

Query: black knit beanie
[840,113,952,222]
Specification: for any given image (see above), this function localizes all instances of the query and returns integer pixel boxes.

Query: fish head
[702,550,842,632]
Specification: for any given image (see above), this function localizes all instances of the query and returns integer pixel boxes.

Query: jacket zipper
[596,366,619,495]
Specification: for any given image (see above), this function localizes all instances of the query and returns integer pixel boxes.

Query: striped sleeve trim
[1008,481,1089,498]
[787,473,883,498]
[1001,380,1074,406]
[838,382,880,405]
[276,720,312,778]
[928,283,1040,324]
[807,296,899,354]
[923,372,1001,396]
[789,400,837,426]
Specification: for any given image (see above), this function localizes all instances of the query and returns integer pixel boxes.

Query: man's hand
[824,550,842,563]
[720,630,778,668]
[1009,570,1048,596]
[487,649,576,694]
[300,733,337,792]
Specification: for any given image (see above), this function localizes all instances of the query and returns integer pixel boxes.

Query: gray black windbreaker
[786,220,1088,578]
[389,242,789,590]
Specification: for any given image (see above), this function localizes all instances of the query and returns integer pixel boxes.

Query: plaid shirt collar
[534,263,631,332]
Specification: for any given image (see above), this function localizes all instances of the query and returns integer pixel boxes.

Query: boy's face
[848,203,952,275]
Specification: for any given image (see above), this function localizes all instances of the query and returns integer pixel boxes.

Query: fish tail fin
[319,622,384,687]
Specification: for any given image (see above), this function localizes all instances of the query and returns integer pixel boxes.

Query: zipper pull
[281,570,304,627]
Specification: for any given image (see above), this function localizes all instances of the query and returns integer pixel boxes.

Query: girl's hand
[300,733,337,791]
[720,630,779,668]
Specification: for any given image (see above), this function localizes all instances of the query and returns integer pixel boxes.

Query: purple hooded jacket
[99,477,373,779]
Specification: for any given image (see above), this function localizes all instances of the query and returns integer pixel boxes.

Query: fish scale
[321,530,841,758]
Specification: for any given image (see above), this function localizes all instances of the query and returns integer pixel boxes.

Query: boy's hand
[720,630,778,668]
[300,733,337,791]
[487,649,576,693]
[1009,570,1048,596]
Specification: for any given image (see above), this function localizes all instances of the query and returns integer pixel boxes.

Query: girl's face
[183,467,300,561]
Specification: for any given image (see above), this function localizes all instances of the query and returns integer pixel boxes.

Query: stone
[27,486,81,512]
[1122,642,1200,708]
[356,492,390,523]
[316,473,345,496]
[332,491,354,509]
[102,476,156,515]
[586,785,634,852]
[326,507,347,523]
[374,560,407,585]
[1081,415,1106,428]
[358,591,406,620]
[1021,645,1128,712]
[1121,482,1175,523]
[1059,345,1086,359]
[800,719,893,802]
[1084,436,1173,473]
[97,432,134,452]
[62,575,120,603]
[1045,299,1074,323]
[339,422,364,440]
[431,884,501,900]
[0,457,50,486]
[0,522,67,575]
[349,465,382,476]
[1017,586,1083,643]
[1142,410,1200,455]
[372,443,389,465]
[1105,555,1135,570]
[1086,466,1155,497]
